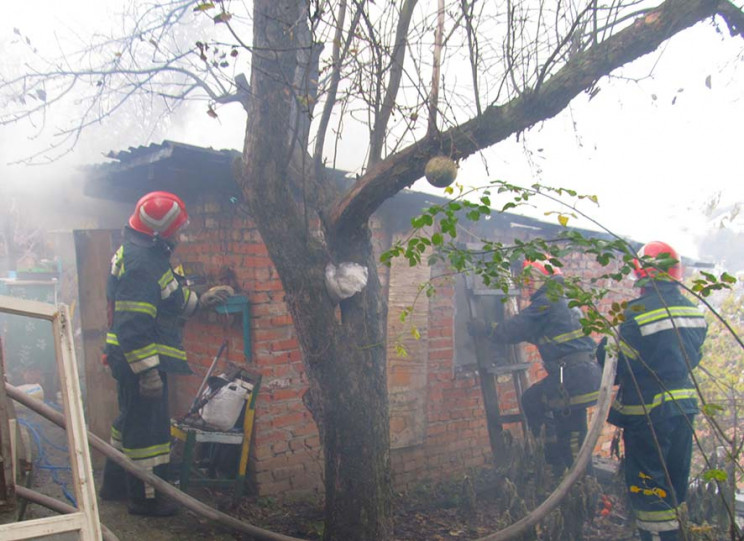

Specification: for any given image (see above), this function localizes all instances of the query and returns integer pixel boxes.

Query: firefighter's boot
[99,459,127,501]
[126,468,178,517]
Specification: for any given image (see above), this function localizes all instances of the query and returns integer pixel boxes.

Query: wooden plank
[0,339,14,510]
[485,363,532,376]
[0,512,85,540]
[0,296,57,320]
[53,305,102,541]
[505,297,530,434]
[469,288,520,297]
[465,289,507,466]
[73,230,119,453]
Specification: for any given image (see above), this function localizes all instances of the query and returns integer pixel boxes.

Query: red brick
[272,412,307,429]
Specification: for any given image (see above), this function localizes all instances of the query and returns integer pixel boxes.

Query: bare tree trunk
[241,1,393,538]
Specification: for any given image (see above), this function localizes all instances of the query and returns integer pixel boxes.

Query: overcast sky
[2,1,743,264]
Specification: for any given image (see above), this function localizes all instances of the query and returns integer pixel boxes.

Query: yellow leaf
[558,215,569,227]
[193,2,215,12]
[411,326,420,340]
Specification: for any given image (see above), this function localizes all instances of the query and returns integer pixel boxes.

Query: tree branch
[329,0,733,237]
[368,0,419,166]
[426,0,446,135]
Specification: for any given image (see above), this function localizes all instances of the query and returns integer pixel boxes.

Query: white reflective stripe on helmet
[140,201,181,233]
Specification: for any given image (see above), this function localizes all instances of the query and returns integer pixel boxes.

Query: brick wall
[171,196,631,497]
[173,197,322,497]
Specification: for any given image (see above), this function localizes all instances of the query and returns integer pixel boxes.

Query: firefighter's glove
[139,369,164,399]
[596,336,608,368]
[467,319,492,338]
[199,285,235,309]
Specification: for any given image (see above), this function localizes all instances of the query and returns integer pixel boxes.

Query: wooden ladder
[465,274,531,465]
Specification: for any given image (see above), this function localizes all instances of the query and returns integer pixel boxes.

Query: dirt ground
[12,456,636,541]
[6,409,638,540]
[92,474,636,541]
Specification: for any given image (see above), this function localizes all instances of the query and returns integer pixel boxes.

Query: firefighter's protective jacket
[490,276,596,372]
[105,227,198,375]
[607,282,707,428]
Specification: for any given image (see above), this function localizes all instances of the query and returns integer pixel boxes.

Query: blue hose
[18,417,77,507]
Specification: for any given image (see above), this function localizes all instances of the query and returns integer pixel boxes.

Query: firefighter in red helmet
[598,241,706,541]
[128,191,190,239]
[98,191,232,516]
[469,257,601,475]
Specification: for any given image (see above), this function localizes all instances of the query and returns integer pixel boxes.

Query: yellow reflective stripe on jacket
[635,306,703,325]
[548,390,599,409]
[123,442,171,468]
[551,328,585,344]
[158,344,187,361]
[124,344,159,372]
[635,507,680,522]
[612,389,697,416]
[115,300,157,318]
[123,442,171,460]
[538,327,586,345]
[635,306,706,337]
[619,339,639,359]
[110,246,125,278]
[569,390,599,406]
[159,269,179,299]
[110,426,123,450]
[107,333,186,362]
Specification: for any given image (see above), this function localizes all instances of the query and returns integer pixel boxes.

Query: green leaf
[702,469,728,482]
[702,403,724,416]
[721,272,737,284]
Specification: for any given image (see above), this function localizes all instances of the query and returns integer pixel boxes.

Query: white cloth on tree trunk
[325,262,368,301]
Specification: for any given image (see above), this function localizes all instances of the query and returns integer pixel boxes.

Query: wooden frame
[0,295,102,541]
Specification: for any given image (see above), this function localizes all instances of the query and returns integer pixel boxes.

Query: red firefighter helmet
[632,241,682,281]
[522,259,563,277]
[129,191,189,238]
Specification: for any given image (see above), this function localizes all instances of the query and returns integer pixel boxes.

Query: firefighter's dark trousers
[521,357,601,474]
[100,363,171,504]
[623,414,694,541]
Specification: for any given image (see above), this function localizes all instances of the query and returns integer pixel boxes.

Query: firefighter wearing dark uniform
[600,241,707,541]
[470,260,601,474]
[98,191,229,516]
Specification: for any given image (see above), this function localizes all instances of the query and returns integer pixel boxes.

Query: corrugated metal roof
[82,139,711,267]
[83,140,241,204]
